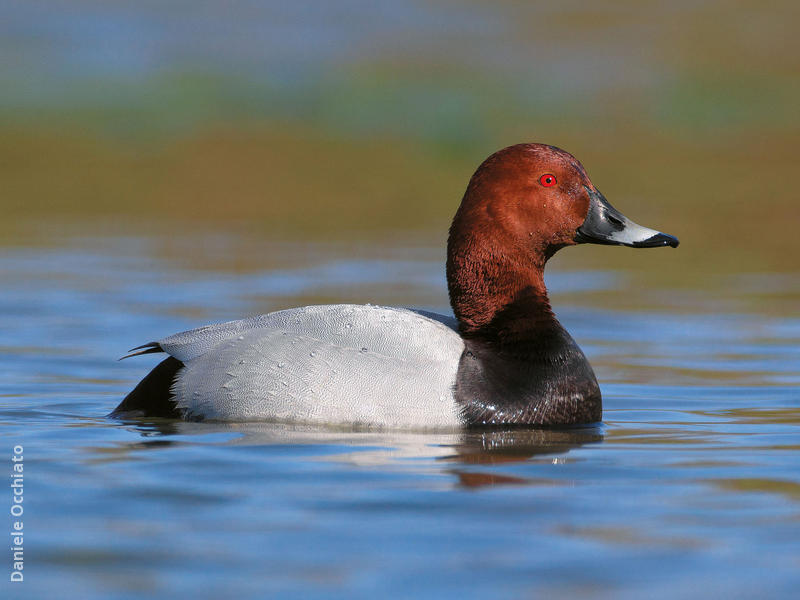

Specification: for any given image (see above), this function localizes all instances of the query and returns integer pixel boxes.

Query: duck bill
[575,188,679,248]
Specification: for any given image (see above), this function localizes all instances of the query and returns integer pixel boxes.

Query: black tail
[111,356,184,419]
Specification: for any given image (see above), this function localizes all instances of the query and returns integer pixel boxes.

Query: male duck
[113,143,678,428]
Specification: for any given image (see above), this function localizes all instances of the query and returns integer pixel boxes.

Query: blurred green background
[2,1,798,284]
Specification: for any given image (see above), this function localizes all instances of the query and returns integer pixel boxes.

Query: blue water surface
[1,233,799,599]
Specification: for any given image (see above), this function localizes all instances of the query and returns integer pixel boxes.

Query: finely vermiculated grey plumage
[161,305,465,428]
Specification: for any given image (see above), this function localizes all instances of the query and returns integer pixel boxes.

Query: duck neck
[447,249,566,350]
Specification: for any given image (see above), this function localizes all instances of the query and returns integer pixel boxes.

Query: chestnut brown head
[446,143,678,332]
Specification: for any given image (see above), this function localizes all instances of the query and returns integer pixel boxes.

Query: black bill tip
[631,232,680,249]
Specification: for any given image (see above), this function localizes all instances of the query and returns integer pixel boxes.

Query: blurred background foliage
[1,1,798,280]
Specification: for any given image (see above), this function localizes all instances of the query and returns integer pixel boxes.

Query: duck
[112,143,678,428]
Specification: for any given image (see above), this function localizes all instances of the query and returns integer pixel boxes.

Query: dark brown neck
[448,257,602,426]
[447,245,566,348]
[473,285,564,345]
[447,247,602,426]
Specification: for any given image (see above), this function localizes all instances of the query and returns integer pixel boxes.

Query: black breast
[454,330,602,426]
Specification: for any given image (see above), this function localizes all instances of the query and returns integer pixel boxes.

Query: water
[2,231,798,599]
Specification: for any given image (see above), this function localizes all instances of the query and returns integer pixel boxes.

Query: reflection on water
[2,234,799,598]
[107,419,604,489]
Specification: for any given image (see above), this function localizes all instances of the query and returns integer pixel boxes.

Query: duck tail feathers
[119,342,164,361]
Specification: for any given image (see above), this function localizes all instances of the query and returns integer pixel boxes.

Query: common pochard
[113,143,678,428]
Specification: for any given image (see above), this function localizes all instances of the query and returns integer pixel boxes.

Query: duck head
[447,143,679,333]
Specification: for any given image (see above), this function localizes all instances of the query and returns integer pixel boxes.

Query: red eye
[539,174,557,187]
